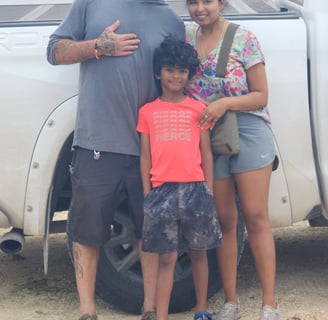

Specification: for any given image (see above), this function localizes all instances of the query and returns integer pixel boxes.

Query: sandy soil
[1,221,328,320]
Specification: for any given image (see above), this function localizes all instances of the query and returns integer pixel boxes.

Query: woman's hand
[197,98,228,128]
[197,63,268,128]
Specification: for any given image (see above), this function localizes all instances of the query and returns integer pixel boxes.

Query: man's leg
[70,149,123,319]
[73,241,99,317]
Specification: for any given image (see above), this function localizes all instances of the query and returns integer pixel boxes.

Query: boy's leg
[125,156,159,317]
[181,182,222,319]
[189,249,208,312]
[139,241,159,315]
[141,183,180,319]
[156,251,178,320]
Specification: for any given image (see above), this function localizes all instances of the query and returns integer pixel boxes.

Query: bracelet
[94,41,101,60]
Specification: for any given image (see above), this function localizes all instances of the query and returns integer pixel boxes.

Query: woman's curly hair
[153,35,200,94]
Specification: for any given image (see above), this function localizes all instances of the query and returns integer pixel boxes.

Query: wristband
[94,41,101,60]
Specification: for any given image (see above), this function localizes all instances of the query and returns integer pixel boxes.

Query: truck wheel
[66,199,245,314]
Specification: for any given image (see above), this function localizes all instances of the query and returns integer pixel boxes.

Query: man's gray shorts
[69,147,144,247]
[142,182,222,254]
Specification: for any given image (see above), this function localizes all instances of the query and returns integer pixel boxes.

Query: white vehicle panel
[0,25,78,230]
[0,0,325,235]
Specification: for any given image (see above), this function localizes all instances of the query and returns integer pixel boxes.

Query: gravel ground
[1,221,328,320]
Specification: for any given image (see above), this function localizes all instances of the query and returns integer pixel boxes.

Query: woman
[185,1,280,320]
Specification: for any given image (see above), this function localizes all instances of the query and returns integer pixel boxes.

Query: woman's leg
[214,177,239,304]
[156,251,178,320]
[234,164,277,307]
[189,249,209,312]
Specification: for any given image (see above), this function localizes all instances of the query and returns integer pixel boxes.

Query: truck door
[303,0,328,218]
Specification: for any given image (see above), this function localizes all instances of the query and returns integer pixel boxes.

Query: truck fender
[23,96,77,236]
[268,138,292,227]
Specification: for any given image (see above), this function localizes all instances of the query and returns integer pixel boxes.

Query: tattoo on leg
[73,243,83,279]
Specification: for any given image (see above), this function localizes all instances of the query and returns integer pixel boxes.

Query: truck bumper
[0,210,10,228]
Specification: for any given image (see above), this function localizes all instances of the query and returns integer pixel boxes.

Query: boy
[136,36,222,320]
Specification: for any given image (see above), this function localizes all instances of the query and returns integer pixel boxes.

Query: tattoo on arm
[55,39,95,63]
[54,40,72,61]
[98,33,116,56]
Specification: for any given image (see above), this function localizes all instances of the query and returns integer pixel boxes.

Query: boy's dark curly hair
[153,35,199,94]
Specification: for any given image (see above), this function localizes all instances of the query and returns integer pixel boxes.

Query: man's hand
[96,20,140,57]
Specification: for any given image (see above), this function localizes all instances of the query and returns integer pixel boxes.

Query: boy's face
[156,66,190,94]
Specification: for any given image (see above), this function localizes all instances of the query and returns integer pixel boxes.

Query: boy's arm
[200,129,214,194]
[140,133,152,196]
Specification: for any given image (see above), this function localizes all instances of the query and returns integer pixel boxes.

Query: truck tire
[66,197,245,314]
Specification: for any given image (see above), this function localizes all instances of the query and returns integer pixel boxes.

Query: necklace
[197,20,226,60]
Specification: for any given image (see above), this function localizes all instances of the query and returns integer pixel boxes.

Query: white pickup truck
[0,0,327,314]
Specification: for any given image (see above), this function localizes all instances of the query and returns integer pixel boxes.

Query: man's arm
[48,20,140,65]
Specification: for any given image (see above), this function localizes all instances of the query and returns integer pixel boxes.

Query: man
[47,1,184,320]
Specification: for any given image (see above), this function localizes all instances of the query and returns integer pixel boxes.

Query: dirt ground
[1,221,328,320]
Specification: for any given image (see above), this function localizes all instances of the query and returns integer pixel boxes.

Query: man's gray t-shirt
[47,0,185,156]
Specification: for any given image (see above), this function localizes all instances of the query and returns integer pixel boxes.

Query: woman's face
[187,0,224,27]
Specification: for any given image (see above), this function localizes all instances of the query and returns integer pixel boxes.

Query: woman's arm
[140,133,152,196]
[225,62,268,111]
[198,63,268,127]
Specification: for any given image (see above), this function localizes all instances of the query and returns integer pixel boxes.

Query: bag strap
[216,23,239,78]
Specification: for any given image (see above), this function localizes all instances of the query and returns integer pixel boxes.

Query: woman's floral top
[185,22,271,125]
